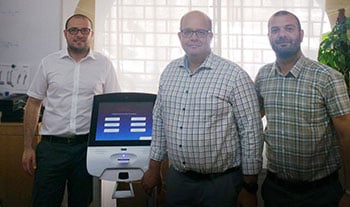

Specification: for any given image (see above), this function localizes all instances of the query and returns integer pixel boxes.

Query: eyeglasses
[180,29,211,38]
[67,27,92,35]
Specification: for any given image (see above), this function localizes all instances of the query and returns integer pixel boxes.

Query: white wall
[61,0,80,49]
[0,0,62,95]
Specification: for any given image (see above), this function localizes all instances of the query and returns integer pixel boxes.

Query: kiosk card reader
[87,92,156,200]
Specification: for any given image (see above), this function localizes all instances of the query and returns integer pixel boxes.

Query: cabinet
[0,123,39,207]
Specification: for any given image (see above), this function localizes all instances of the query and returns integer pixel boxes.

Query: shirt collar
[272,55,305,78]
[181,52,215,72]
[59,48,95,61]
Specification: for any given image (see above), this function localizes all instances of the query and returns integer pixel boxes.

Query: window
[95,0,330,93]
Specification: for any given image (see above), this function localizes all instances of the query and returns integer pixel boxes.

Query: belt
[181,166,241,180]
[267,171,338,191]
[42,134,89,144]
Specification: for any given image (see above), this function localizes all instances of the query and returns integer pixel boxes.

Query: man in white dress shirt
[22,14,120,207]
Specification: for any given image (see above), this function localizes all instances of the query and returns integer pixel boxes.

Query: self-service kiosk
[87,92,157,206]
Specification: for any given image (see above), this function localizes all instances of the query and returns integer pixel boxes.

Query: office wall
[0,0,62,95]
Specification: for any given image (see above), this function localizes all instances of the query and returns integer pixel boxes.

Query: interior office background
[1,0,349,95]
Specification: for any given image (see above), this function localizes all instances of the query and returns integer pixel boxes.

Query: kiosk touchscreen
[87,92,156,183]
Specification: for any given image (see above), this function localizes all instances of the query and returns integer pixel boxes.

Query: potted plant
[318,8,350,94]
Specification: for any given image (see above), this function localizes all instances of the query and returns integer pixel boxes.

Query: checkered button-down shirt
[255,55,350,181]
[150,53,263,175]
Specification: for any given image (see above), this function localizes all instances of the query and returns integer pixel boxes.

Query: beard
[270,38,301,59]
[68,44,89,54]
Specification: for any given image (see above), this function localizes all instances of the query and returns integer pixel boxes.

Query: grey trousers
[166,166,243,207]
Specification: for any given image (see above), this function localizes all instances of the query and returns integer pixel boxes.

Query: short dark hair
[269,10,302,31]
[65,14,93,30]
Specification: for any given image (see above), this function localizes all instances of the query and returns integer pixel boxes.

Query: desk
[0,122,39,207]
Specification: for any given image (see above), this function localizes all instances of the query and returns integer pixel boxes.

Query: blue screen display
[95,102,153,141]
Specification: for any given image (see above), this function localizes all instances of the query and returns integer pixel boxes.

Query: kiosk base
[100,180,159,207]
[113,182,135,199]
[113,182,158,206]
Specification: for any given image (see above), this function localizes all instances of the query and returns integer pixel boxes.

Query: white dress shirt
[27,49,120,136]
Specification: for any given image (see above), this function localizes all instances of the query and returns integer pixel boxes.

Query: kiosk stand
[86,93,157,207]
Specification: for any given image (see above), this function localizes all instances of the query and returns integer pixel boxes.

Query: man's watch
[242,182,258,194]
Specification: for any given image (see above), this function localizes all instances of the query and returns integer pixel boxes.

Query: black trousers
[166,166,243,207]
[262,172,344,207]
[32,139,92,207]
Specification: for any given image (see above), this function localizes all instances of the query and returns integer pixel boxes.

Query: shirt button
[180,126,183,129]
[179,144,182,148]
[182,161,186,165]
[182,108,185,111]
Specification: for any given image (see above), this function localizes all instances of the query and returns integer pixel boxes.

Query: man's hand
[141,160,162,196]
[141,168,162,196]
[237,188,258,207]
[22,148,36,176]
